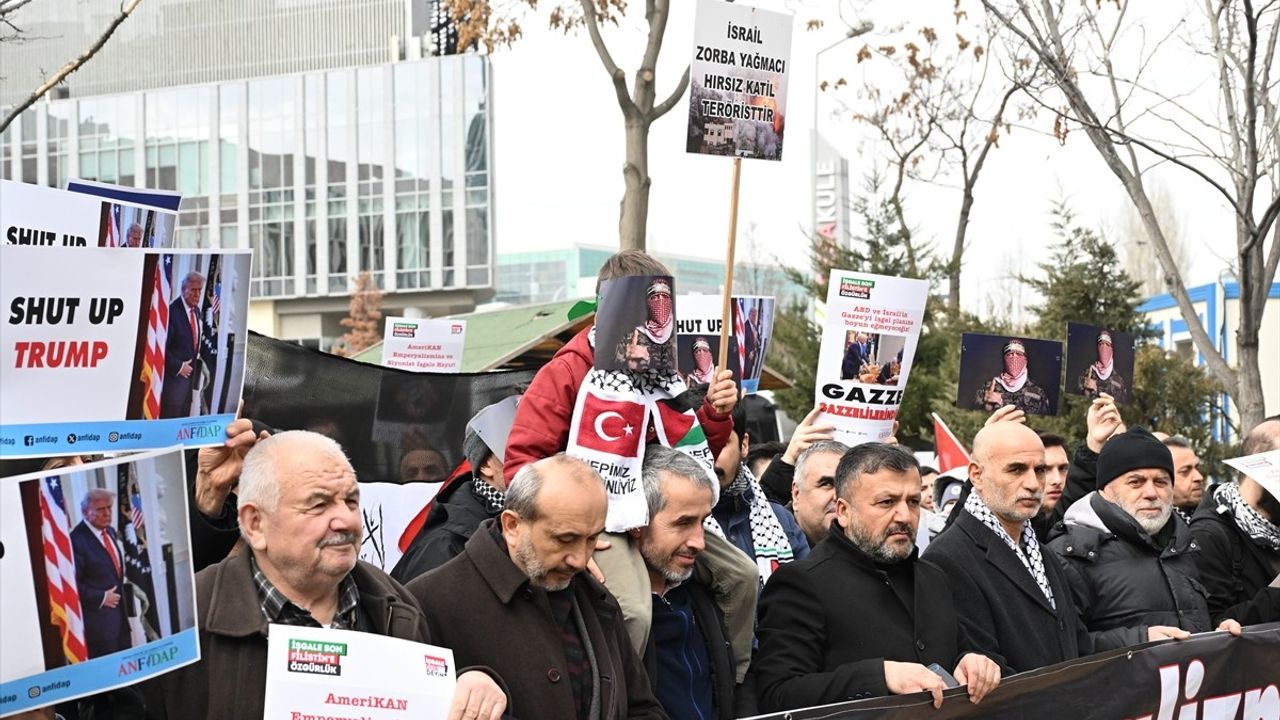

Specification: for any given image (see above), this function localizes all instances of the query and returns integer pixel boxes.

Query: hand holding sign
[707,369,738,415]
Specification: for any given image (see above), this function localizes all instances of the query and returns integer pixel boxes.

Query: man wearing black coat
[1047,427,1213,651]
[754,443,1000,713]
[1191,417,1280,625]
[924,421,1091,675]
[161,271,208,419]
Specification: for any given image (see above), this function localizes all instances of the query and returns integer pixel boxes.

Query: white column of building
[315,74,331,294]
[66,100,79,182]
[428,59,444,290]
[133,95,146,189]
[447,58,466,288]
[208,87,220,249]
[34,104,47,186]
[345,68,360,289]
[381,63,398,292]
[292,76,308,295]
[235,82,250,250]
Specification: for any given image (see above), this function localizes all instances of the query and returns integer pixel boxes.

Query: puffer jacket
[1047,492,1211,651]
[503,326,733,484]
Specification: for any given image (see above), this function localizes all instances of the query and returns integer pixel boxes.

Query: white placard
[382,317,467,373]
[357,482,442,572]
[263,625,457,720]
[815,271,930,446]
[1223,450,1280,501]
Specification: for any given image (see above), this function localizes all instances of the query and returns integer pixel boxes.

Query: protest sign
[242,332,532,485]
[956,334,1063,416]
[815,271,929,446]
[357,482,442,572]
[594,276,677,374]
[66,178,181,248]
[2,179,176,248]
[263,625,457,720]
[677,294,775,394]
[0,246,252,457]
[0,449,199,716]
[747,624,1280,719]
[1064,322,1134,404]
[686,0,794,160]
[1224,450,1280,501]
[381,317,467,373]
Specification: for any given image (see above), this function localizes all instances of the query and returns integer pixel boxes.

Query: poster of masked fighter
[957,333,1063,416]
[1064,322,1135,404]
[594,275,677,374]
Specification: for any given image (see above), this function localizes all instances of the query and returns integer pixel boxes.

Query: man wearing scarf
[1191,416,1280,625]
[1080,330,1128,402]
[685,337,717,387]
[615,279,676,375]
[976,339,1051,415]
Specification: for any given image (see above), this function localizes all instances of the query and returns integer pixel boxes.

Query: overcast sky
[488,1,1251,318]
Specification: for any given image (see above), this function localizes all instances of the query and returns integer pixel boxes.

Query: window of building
[247,77,296,297]
[78,97,137,187]
[20,109,38,182]
[356,67,386,286]
[394,61,432,288]
[327,71,351,293]
[46,104,71,187]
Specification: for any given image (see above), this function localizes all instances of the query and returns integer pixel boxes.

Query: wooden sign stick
[717,156,743,373]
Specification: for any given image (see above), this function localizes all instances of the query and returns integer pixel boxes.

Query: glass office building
[0,1,492,349]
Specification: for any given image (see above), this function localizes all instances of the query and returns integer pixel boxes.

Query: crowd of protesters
[20,249,1280,720]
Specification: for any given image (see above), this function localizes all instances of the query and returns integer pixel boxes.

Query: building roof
[352,298,795,389]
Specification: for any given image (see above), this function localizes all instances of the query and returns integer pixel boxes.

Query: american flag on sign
[104,205,120,247]
[734,298,747,381]
[210,281,221,315]
[39,477,89,664]
[141,254,173,420]
[119,464,159,638]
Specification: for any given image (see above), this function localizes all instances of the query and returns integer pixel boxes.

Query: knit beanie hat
[1096,426,1174,489]
[463,428,492,474]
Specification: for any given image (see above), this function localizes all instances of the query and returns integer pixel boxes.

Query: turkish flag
[932,412,971,473]
[575,391,647,456]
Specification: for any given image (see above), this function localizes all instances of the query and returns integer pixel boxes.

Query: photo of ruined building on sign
[687,64,788,159]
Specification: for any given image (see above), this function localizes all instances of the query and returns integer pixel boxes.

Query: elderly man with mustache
[924,422,1091,674]
[144,431,507,719]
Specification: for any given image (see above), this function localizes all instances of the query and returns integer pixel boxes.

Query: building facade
[1139,280,1280,443]
[495,244,806,306]
[1,0,492,350]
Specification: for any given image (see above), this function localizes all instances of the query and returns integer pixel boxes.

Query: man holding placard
[142,431,506,718]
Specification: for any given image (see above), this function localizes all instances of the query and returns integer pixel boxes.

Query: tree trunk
[949,183,975,314]
[619,117,652,251]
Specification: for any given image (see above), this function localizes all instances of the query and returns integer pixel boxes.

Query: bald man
[923,423,1090,674]
[407,455,665,720]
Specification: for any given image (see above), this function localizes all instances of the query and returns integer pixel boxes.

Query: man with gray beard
[406,455,665,720]
[754,444,1000,713]
[1047,427,1238,651]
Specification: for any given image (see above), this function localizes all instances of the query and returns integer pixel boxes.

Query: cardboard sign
[957,333,1063,416]
[66,178,181,248]
[676,294,775,394]
[815,271,929,445]
[686,0,794,160]
[0,449,200,716]
[0,246,253,456]
[264,625,457,719]
[3,179,176,248]
[1064,322,1135,404]
[594,275,677,374]
[357,482,442,572]
[382,317,467,373]
[1223,450,1280,501]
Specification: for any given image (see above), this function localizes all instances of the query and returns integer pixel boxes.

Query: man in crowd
[71,488,132,658]
[919,466,939,512]
[1031,432,1070,542]
[754,443,1001,712]
[756,407,836,506]
[976,340,1051,415]
[161,271,206,418]
[632,447,749,719]
[407,455,664,720]
[398,446,449,483]
[392,397,518,582]
[503,249,756,681]
[746,440,786,483]
[1079,330,1127,401]
[924,422,1090,673]
[1163,435,1205,522]
[711,405,809,584]
[1047,427,1212,650]
[840,332,873,381]
[144,431,506,718]
[1192,416,1280,625]
[790,440,849,548]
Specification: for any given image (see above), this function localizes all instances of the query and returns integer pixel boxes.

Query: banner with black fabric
[747,624,1280,719]
[241,332,534,570]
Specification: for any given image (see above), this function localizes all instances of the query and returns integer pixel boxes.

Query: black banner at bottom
[748,624,1280,719]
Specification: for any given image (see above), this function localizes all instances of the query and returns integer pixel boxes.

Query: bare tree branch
[0,0,145,134]
[650,65,690,120]
[578,0,637,118]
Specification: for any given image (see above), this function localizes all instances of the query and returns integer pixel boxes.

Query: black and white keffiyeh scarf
[471,479,506,515]
[705,464,795,587]
[965,491,1056,609]
[1218,481,1280,552]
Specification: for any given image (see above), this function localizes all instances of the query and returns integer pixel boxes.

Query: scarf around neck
[965,491,1056,609]
[567,327,718,532]
[705,463,795,588]
[1218,481,1280,552]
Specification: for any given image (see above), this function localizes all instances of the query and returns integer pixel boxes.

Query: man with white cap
[1080,330,1127,401]
[391,396,519,583]
[976,339,1051,415]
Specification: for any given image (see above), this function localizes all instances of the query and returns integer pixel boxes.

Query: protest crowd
[5,245,1278,720]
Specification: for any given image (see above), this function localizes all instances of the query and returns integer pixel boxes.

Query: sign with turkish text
[1224,450,1280,501]
[381,317,467,373]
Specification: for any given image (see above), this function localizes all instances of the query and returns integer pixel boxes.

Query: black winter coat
[391,477,496,584]
[1047,492,1211,651]
[923,509,1090,675]
[752,524,979,713]
[1190,484,1280,625]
